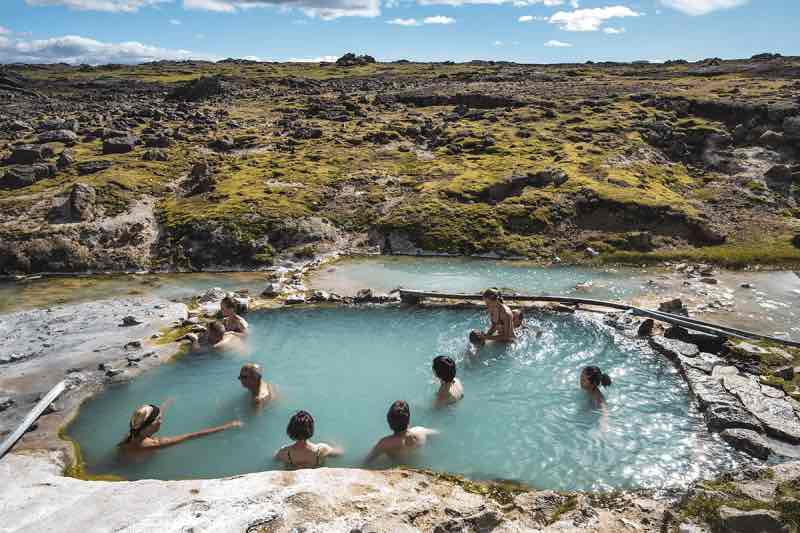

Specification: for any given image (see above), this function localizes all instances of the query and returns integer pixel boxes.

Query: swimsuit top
[287,446,322,468]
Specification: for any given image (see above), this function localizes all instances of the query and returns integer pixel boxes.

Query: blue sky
[0,0,797,64]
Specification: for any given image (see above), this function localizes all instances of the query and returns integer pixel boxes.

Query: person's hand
[227,420,243,429]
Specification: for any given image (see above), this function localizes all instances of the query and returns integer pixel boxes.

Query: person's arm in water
[364,438,389,464]
[144,420,242,448]
[317,442,343,458]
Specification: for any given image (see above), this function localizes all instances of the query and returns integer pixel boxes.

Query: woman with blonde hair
[119,401,241,450]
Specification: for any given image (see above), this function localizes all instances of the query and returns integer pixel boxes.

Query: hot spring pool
[67,307,748,490]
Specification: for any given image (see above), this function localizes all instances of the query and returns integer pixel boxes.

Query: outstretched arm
[150,420,242,448]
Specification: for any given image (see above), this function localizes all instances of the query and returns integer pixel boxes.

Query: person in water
[119,402,241,450]
[183,320,244,350]
[221,295,248,334]
[580,366,612,409]
[433,356,463,406]
[238,362,275,404]
[365,400,438,463]
[274,411,342,469]
[476,288,517,342]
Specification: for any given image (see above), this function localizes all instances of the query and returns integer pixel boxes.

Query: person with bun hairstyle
[580,366,612,410]
[433,356,463,406]
[274,410,342,469]
[119,400,241,450]
[476,288,517,342]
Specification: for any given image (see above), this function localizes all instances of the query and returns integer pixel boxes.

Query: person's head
[128,404,162,441]
[238,362,262,392]
[287,410,314,441]
[433,355,456,383]
[208,320,226,344]
[580,366,612,390]
[469,330,485,346]
[221,295,237,317]
[482,287,502,308]
[387,400,411,434]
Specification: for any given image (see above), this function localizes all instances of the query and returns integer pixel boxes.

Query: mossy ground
[3,59,799,270]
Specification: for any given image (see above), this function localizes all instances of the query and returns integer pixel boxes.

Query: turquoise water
[67,307,746,490]
[311,256,649,300]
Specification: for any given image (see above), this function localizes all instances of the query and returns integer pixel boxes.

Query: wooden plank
[0,380,66,460]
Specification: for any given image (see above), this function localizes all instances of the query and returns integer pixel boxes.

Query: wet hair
[387,400,411,434]
[121,404,160,445]
[433,356,456,383]
[287,410,315,441]
[208,320,226,341]
[240,362,262,380]
[221,295,236,311]
[482,287,503,303]
[469,330,483,344]
[583,366,612,388]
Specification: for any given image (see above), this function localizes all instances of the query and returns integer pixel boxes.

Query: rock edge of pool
[3,263,800,532]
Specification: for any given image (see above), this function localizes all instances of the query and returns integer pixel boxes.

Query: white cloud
[423,15,455,24]
[183,0,380,18]
[493,40,503,46]
[544,39,572,47]
[0,27,12,35]
[387,17,420,25]
[25,0,169,12]
[518,14,547,21]
[287,55,339,62]
[0,34,215,64]
[603,26,624,34]
[549,5,640,31]
[660,0,747,16]
[169,18,182,24]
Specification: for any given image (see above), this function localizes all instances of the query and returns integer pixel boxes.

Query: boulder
[704,403,763,433]
[720,429,772,459]
[0,164,55,189]
[142,133,173,148]
[198,287,227,304]
[36,129,78,144]
[679,352,724,374]
[208,137,235,151]
[40,118,78,132]
[185,161,216,196]
[142,148,168,161]
[723,374,800,442]
[759,130,785,147]
[261,282,283,297]
[783,116,800,140]
[637,318,655,337]
[103,135,138,154]
[665,326,727,353]
[65,183,97,222]
[7,144,53,165]
[765,165,794,185]
[77,160,113,175]
[793,234,800,249]
[659,298,688,316]
[717,506,788,533]
[56,149,74,169]
[650,335,700,360]
[169,75,229,101]
[684,367,740,409]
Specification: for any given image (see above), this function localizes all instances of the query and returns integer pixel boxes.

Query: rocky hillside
[1,55,799,274]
